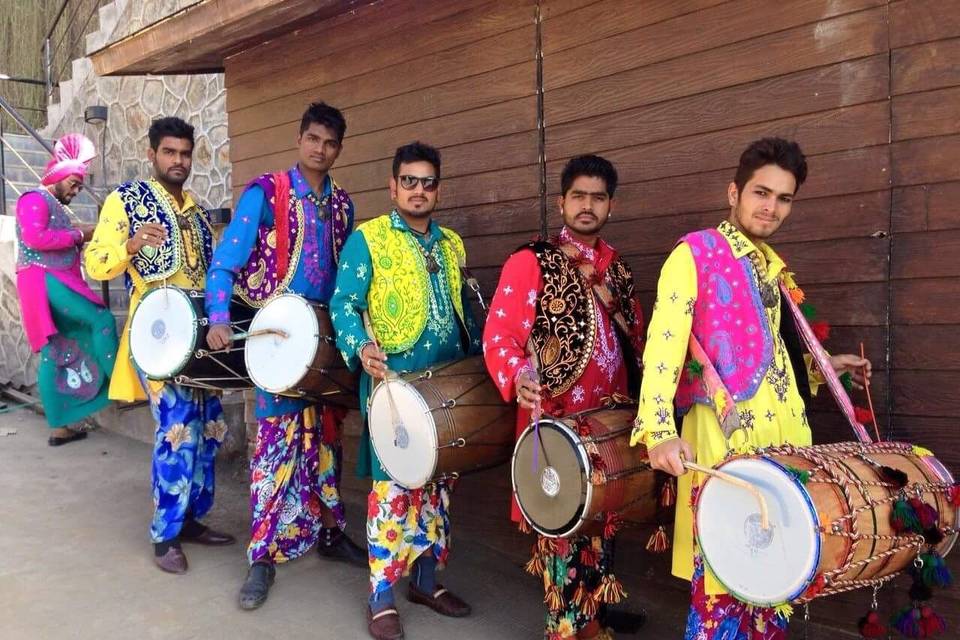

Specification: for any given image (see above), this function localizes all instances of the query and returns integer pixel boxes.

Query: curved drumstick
[229,328,289,341]
[361,312,404,437]
[685,460,770,530]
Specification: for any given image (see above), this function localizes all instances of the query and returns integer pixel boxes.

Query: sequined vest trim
[15,189,78,271]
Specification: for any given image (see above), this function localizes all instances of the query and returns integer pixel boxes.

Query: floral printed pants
[367,480,451,594]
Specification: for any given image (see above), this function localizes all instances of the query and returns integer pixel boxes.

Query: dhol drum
[244,293,358,409]
[129,286,253,389]
[695,441,958,606]
[367,355,515,489]
[512,405,665,538]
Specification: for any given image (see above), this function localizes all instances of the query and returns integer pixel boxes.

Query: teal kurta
[330,212,481,481]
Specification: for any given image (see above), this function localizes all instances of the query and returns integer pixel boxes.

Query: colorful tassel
[518,519,532,534]
[773,603,793,621]
[602,512,623,540]
[891,497,921,533]
[909,497,940,530]
[785,465,810,485]
[525,551,545,576]
[646,526,670,553]
[570,581,588,608]
[581,591,599,619]
[579,544,599,569]
[594,574,626,604]
[685,360,704,379]
[802,574,826,599]
[788,286,805,304]
[912,445,934,458]
[799,302,817,320]
[660,477,677,507]
[811,321,831,342]
[854,405,874,425]
[919,605,946,637]
[879,465,909,489]
[917,551,952,588]
[544,585,564,612]
[857,609,886,638]
[949,484,960,507]
[892,605,922,638]
[840,372,854,392]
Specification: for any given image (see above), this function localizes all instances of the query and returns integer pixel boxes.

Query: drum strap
[273,171,293,282]
[779,281,872,443]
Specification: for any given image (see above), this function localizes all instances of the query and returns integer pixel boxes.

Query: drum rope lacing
[762,442,952,601]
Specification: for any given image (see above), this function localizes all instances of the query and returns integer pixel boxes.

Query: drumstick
[229,328,289,341]
[362,312,403,434]
[860,342,881,442]
[684,461,770,531]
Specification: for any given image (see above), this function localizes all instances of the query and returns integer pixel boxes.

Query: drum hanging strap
[778,281,872,444]
[273,171,293,282]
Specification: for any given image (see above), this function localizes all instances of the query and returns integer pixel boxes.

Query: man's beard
[52,184,74,204]
[398,203,435,218]
[157,166,188,186]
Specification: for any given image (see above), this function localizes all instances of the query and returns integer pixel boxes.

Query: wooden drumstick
[684,461,770,530]
[362,312,403,432]
[229,328,289,341]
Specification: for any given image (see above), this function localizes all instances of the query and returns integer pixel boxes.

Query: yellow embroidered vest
[358,213,466,352]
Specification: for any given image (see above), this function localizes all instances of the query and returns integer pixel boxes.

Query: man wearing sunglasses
[204,102,366,611]
[331,142,481,640]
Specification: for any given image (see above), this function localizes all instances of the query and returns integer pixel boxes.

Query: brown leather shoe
[407,584,471,617]
[181,526,236,546]
[154,547,188,574]
[367,606,404,640]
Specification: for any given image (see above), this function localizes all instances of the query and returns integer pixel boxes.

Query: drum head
[368,378,437,489]
[129,287,197,379]
[245,294,319,393]
[696,457,820,606]
[512,419,589,537]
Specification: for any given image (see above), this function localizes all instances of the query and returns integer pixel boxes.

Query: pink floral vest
[674,228,773,413]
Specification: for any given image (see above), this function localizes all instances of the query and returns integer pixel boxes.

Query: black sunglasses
[398,175,439,192]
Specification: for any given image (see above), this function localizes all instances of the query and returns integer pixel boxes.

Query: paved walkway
[0,408,688,640]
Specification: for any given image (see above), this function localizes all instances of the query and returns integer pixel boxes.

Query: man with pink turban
[14,133,118,445]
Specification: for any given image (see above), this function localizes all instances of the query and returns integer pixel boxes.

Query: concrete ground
[0,407,690,640]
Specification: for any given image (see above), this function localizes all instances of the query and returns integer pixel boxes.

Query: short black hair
[299,101,347,142]
[148,117,194,151]
[392,141,441,179]
[733,137,808,194]
[560,154,618,197]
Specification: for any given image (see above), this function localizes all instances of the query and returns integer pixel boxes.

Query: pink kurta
[15,190,104,352]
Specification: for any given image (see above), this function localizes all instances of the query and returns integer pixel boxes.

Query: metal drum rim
[245,293,320,393]
[130,286,197,380]
[368,376,438,489]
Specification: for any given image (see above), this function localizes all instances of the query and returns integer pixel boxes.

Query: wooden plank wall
[222,0,960,635]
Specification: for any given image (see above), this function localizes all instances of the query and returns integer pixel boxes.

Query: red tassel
[811,321,831,342]
[571,582,588,607]
[919,605,947,637]
[594,574,626,604]
[645,526,670,553]
[660,477,677,507]
[854,406,874,425]
[518,519,532,535]
[857,610,886,638]
[525,550,545,576]
[949,484,960,508]
[909,497,940,529]
[544,585,564,612]
[579,545,600,568]
[603,512,624,539]
[581,591,599,619]
[803,574,826,599]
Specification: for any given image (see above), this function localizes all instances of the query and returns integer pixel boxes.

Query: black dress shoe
[602,607,648,634]
[180,524,236,546]
[48,431,87,446]
[317,531,367,567]
[239,562,276,610]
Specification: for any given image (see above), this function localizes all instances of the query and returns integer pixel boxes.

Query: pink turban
[41,133,96,186]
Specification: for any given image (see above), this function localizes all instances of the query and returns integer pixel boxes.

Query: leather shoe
[407,583,471,617]
[154,547,188,574]
[239,562,276,610]
[367,606,404,640]
[180,525,236,546]
[317,531,367,568]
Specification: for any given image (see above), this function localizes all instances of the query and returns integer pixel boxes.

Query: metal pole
[0,115,6,217]
[43,38,52,99]
[0,94,54,155]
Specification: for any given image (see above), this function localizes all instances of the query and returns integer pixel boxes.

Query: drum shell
[513,407,663,538]
[405,356,515,480]
[284,307,358,408]
[771,448,958,591]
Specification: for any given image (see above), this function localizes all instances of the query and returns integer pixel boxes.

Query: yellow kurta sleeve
[631,243,697,449]
[84,191,132,281]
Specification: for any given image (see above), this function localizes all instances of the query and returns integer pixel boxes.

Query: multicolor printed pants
[526,533,621,639]
[367,480,451,595]
[146,382,226,543]
[684,555,788,640]
[248,406,346,564]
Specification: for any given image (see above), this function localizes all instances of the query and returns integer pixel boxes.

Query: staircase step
[0,134,52,154]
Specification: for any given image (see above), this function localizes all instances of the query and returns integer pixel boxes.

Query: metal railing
[42,0,110,101]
